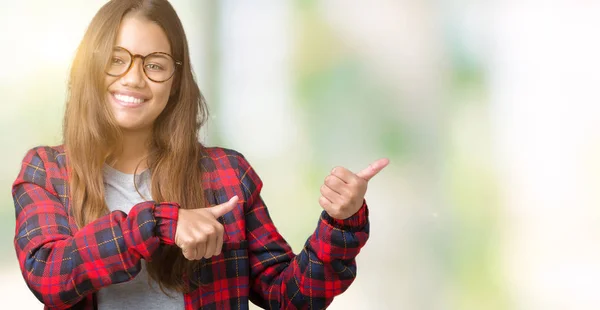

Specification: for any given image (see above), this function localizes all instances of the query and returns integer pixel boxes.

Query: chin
[115,119,145,132]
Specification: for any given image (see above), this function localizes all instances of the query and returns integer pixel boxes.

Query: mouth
[110,92,149,108]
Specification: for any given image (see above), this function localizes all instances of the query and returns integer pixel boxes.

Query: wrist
[322,199,369,231]
[154,202,179,245]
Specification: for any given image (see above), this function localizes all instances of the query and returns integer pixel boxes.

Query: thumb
[208,195,239,218]
[356,158,390,181]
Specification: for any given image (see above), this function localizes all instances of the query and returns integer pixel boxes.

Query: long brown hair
[63,0,209,292]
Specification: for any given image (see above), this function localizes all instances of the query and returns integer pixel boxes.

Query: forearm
[250,203,370,309]
[14,197,178,309]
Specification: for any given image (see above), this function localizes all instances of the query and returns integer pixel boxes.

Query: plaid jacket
[13,145,370,310]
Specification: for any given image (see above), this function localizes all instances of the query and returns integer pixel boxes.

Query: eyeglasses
[105,46,182,83]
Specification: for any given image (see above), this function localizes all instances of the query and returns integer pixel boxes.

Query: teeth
[114,94,145,104]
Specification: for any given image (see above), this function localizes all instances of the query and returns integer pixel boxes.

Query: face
[105,14,174,133]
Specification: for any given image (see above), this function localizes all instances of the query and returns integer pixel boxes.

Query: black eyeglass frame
[105,46,182,83]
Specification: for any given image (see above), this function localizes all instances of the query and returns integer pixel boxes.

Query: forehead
[114,14,171,55]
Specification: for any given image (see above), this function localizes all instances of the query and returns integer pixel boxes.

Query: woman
[12,0,389,309]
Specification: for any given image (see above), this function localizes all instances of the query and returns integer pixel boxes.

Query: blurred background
[1,0,599,309]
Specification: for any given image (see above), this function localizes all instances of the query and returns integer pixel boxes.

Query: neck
[108,129,152,174]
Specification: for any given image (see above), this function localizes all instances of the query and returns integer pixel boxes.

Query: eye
[111,57,126,65]
[145,63,165,71]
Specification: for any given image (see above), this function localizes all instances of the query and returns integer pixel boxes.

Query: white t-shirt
[97,164,185,310]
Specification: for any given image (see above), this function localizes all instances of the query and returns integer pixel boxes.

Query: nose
[120,58,146,88]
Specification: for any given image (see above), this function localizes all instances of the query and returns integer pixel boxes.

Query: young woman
[12,0,389,309]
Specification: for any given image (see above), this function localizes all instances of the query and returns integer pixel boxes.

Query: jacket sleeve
[237,154,370,309]
[12,147,179,309]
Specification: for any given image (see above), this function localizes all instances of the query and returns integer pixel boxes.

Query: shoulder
[19,144,66,167]
[200,146,253,174]
[200,145,263,197]
[202,146,244,160]
[14,145,67,190]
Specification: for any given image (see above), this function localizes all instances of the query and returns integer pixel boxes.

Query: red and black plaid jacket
[12,145,370,310]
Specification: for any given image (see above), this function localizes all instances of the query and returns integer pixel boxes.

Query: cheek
[105,76,118,90]
[150,83,172,108]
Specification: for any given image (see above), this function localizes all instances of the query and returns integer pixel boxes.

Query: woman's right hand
[175,195,239,260]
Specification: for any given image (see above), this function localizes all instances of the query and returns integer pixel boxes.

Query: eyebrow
[113,46,173,56]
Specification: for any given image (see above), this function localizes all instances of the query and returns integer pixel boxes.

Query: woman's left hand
[319,158,390,220]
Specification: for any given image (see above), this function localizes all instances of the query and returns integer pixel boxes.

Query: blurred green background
[2,1,600,309]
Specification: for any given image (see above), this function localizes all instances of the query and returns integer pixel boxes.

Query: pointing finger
[208,195,239,218]
[356,158,390,181]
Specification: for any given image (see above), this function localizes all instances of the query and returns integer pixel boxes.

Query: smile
[111,92,148,107]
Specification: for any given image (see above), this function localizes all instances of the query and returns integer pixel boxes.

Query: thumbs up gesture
[175,196,239,260]
[319,158,389,220]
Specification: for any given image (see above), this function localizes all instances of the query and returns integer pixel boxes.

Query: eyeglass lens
[106,48,176,82]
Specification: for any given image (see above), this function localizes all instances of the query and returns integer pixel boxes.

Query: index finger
[355,158,390,181]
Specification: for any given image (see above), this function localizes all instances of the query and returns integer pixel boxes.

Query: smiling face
[105,13,174,133]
